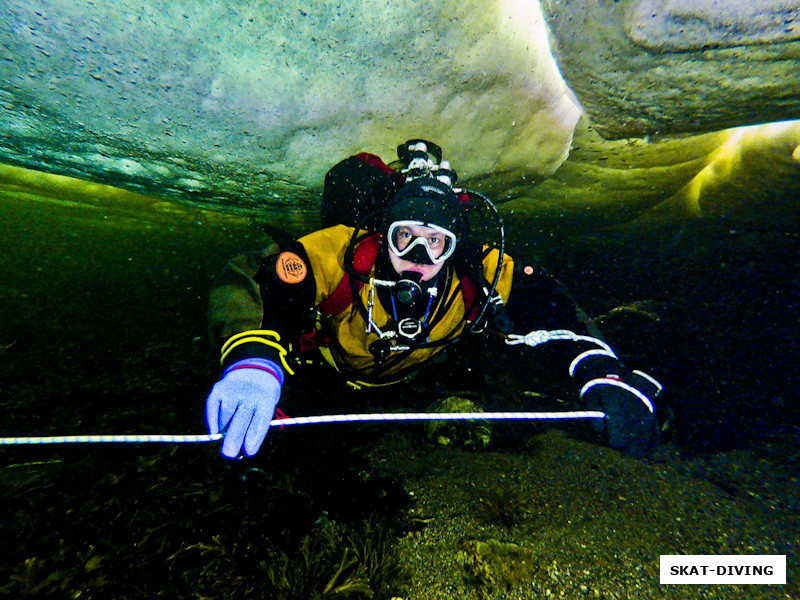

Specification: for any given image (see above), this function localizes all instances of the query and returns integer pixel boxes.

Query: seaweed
[260,517,407,599]
[0,429,409,599]
[458,539,540,600]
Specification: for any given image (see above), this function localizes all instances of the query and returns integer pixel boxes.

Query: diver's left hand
[581,370,662,457]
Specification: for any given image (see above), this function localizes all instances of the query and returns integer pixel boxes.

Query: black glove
[581,371,661,456]
[505,330,663,456]
[570,348,661,456]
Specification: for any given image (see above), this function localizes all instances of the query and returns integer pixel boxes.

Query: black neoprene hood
[383,177,467,239]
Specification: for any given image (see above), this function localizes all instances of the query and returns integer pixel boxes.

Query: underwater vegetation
[166,514,405,599]
[259,517,407,599]
[0,437,410,600]
[458,539,540,600]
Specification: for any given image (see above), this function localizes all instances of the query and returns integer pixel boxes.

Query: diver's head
[383,177,467,281]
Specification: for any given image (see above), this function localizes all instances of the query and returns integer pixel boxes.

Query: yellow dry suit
[208,224,514,386]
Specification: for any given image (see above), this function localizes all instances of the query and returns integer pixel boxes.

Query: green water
[0,175,798,599]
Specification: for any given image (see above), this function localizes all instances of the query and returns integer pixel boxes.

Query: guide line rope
[0,410,606,445]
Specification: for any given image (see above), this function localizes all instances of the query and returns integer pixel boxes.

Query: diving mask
[387,220,457,265]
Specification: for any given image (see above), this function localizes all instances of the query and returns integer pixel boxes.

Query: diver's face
[388,223,447,281]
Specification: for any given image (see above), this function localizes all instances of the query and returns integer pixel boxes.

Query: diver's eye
[395,228,413,250]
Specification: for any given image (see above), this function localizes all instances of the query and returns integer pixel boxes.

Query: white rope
[274,411,605,426]
[0,410,606,445]
[0,433,224,445]
[506,329,615,355]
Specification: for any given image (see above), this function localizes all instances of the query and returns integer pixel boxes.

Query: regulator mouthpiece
[395,271,423,306]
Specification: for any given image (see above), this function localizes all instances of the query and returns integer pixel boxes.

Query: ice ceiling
[0,0,799,231]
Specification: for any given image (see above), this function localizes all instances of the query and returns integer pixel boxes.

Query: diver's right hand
[205,359,283,459]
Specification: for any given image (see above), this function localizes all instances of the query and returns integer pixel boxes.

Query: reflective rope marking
[0,410,606,445]
[274,411,605,426]
[0,434,225,445]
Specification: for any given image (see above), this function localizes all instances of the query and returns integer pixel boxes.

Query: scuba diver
[205,140,662,459]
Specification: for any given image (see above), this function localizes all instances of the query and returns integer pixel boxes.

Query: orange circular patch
[276,251,307,283]
[523,265,534,275]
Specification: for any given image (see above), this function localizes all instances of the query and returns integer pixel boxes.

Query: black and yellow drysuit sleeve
[207,240,317,371]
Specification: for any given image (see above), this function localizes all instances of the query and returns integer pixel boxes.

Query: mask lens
[388,221,456,265]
